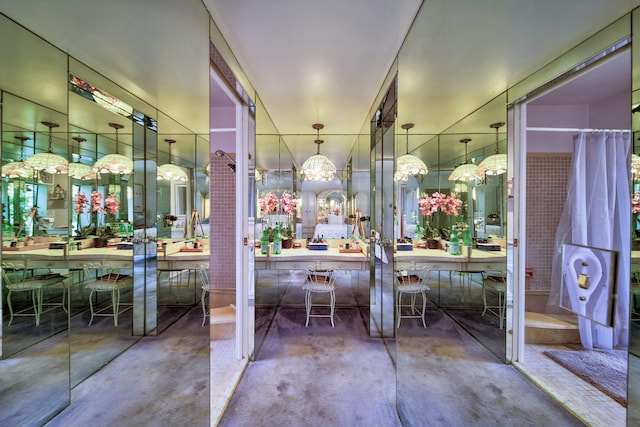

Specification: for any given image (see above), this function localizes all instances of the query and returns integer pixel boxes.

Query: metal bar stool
[83,263,132,326]
[481,271,507,329]
[302,269,336,327]
[395,267,430,328]
[195,264,210,327]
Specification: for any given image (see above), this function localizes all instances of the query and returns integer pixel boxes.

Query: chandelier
[395,123,428,182]
[93,122,133,175]
[157,139,188,181]
[68,136,98,180]
[301,123,336,181]
[476,121,507,178]
[449,138,479,182]
[2,136,33,178]
[24,121,68,174]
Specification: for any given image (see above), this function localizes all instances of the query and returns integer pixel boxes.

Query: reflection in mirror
[1,92,70,425]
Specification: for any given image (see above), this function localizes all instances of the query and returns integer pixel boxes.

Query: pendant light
[476,121,507,178]
[93,122,133,175]
[449,138,479,182]
[301,123,336,181]
[395,123,428,182]
[68,136,98,180]
[157,139,188,181]
[2,136,33,178]
[24,121,68,174]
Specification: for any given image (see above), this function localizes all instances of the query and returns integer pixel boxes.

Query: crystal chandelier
[24,121,68,174]
[395,123,428,182]
[301,123,336,181]
[476,121,507,178]
[68,136,98,180]
[93,122,133,175]
[157,139,188,181]
[449,138,479,182]
[2,136,33,178]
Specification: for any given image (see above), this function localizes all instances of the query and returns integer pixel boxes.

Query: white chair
[83,263,132,326]
[195,264,210,327]
[481,271,507,329]
[395,267,430,328]
[3,262,67,326]
[302,269,336,327]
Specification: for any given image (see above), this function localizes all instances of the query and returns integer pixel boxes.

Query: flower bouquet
[417,191,463,247]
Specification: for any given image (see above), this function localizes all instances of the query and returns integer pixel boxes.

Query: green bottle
[415,223,421,238]
[260,229,270,255]
[273,225,282,255]
[463,228,472,247]
[449,226,460,255]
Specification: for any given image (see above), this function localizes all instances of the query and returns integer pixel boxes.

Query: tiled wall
[525,153,571,292]
[210,152,236,289]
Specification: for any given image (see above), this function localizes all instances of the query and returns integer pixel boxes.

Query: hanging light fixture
[157,139,188,181]
[2,136,33,178]
[93,122,133,175]
[301,123,336,181]
[476,121,507,178]
[395,123,428,182]
[449,138,479,182]
[24,121,68,174]
[68,136,98,180]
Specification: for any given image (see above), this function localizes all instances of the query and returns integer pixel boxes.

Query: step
[525,311,581,344]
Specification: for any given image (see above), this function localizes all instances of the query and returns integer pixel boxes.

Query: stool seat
[302,269,336,327]
[396,268,430,328]
[482,271,507,329]
[83,263,131,326]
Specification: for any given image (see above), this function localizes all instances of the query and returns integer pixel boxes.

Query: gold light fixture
[93,122,133,175]
[157,139,188,181]
[68,136,98,180]
[395,123,428,182]
[476,121,507,177]
[2,136,33,178]
[301,123,336,181]
[24,121,68,174]
[449,138,479,182]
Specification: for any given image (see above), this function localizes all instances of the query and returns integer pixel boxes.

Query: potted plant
[94,225,116,248]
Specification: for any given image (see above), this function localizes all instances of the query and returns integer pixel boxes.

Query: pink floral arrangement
[104,193,120,215]
[280,191,297,216]
[418,192,463,217]
[74,192,89,215]
[91,191,105,214]
[261,192,279,215]
[633,192,640,215]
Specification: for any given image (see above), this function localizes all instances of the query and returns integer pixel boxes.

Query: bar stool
[83,263,132,326]
[481,271,507,329]
[195,264,210,326]
[302,269,336,327]
[395,267,430,328]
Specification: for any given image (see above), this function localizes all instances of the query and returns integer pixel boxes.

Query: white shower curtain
[548,131,630,350]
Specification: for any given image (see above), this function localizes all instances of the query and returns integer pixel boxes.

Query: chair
[396,268,430,328]
[83,263,132,326]
[3,262,67,326]
[195,264,210,327]
[302,269,336,327]
[481,271,507,329]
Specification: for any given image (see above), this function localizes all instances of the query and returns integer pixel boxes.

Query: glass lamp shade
[449,163,480,182]
[1,161,32,178]
[24,151,68,174]
[395,154,428,181]
[632,154,640,178]
[157,163,188,181]
[476,153,507,177]
[68,162,98,180]
[394,170,409,182]
[93,154,133,175]
[301,154,337,181]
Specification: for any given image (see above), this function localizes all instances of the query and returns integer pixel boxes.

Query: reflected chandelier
[449,138,479,182]
[93,122,133,175]
[301,123,336,181]
[24,121,68,174]
[2,136,33,178]
[68,136,98,180]
[476,121,507,178]
[157,139,188,181]
[395,123,428,182]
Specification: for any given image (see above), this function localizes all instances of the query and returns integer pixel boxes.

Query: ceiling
[0,0,638,172]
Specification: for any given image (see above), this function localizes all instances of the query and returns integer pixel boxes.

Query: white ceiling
[1,0,639,171]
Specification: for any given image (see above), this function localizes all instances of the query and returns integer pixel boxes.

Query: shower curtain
[548,131,630,350]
